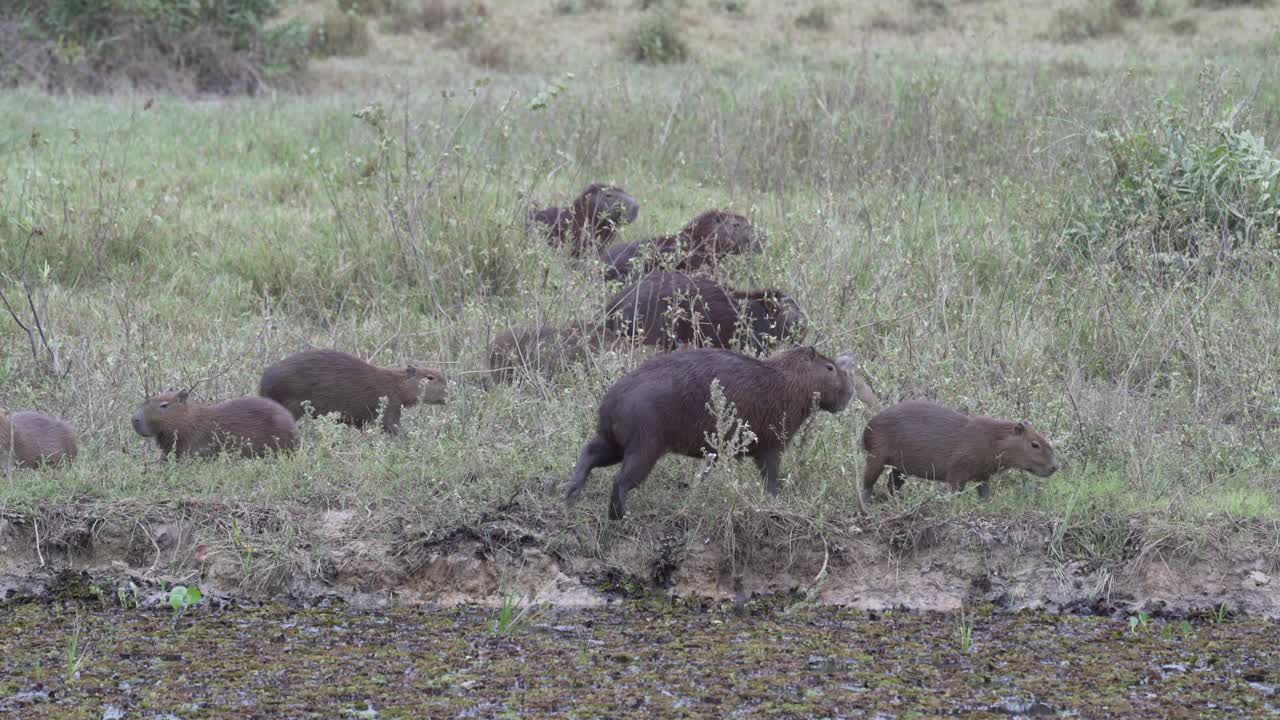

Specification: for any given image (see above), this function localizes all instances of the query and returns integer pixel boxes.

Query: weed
[64,612,87,683]
[1049,1,1126,43]
[491,589,541,637]
[1128,611,1149,633]
[625,12,689,64]
[169,585,204,626]
[312,7,373,57]
[1213,601,1229,623]
[794,4,831,30]
[957,609,974,653]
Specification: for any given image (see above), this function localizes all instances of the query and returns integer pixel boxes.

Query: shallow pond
[1,601,1277,718]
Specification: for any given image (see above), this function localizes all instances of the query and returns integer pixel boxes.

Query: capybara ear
[806,346,817,361]
[835,354,854,371]
[1013,421,1026,435]
[177,389,190,403]
[406,366,417,377]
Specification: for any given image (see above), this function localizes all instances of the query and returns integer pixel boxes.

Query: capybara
[606,272,803,352]
[132,390,299,459]
[1,411,78,472]
[258,350,447,435]
[565,346,855,520]
[486,322,627,384]
[600,209,763,281]
[529,183,640,257]
[861,400,1060,502]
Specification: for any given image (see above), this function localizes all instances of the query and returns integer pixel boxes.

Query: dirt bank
[1,503,1277,618]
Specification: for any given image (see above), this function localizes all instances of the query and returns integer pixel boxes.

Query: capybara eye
[825,364,834,372]
[1031,441,1041,449]
[160,402,169,409]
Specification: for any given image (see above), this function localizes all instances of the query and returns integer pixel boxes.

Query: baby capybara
[600,210,763,281]
[861,400,1060,502]
[1,411,78,472]
[529,183,640,257]
[132,390,299,459]
[258,350,447,435]
[565,346,855,520]
[606,272,803,352]
[486,323,625,384]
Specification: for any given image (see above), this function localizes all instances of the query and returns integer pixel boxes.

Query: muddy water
[1,601,1277,718]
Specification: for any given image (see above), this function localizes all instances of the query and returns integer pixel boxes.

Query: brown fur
[258,350,447,435]
[529,183,640,257]
[1,411,78,471]
[606,271,803,352]
[599,210,763,281]
[132,390,300,459]
[861,400,1060,502]
[486,322,628,384]
[565,346,856,520]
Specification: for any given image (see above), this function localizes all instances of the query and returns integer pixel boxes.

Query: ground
[2,0,1280,714]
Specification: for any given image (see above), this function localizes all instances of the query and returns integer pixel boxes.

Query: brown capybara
[600,210,763,281]
[861,400,1060,502]
[132,390,299,459]
[258,350,447,436]
[565,346,856,520]
[1,411,78,472]
[606,272,803,353]
[529,183,640,258]
[486,323,628,384]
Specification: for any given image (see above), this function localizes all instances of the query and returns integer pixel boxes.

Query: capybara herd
[4,181,1062,524]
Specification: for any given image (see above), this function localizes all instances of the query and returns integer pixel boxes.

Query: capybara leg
[888,469,906,496]
[753,449,782,496]
[862,456,886,504]
[608,447,661,522]
[977,481,991,500]
[381,404,403,436]
[565,435,621,504]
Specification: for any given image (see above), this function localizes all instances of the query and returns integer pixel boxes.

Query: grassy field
[2,0,1280,581]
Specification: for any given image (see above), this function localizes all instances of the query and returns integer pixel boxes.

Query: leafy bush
[794,4,832,30]
[1049,1,1125,43]
[554,0,609,14]
[624,12,688,63]
[1192,0,1271,7]
[338,0,388,14]
[1068,110,1280,257]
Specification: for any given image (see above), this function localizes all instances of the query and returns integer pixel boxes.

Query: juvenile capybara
[861,400,1060,502]
[486,323,626,384]
[606,272,803,352]
[600,210,763,281]
[258,350,447,435]
[132,390,299,459]
[529,183,640,257]
[565,346,855,520]
[1,411,78,472]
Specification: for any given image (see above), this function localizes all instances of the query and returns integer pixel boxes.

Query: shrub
[338,0,388,14]
[554,0,609,13]
[714,0,748,13]
[312,8,373,57]
[794,4,832,30]
[625,12,688,63]
[1192,0,1271,7]
[1049,1,1125,43]
[1168,16,1198,34]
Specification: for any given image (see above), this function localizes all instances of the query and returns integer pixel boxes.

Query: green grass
[2,33,1280,574]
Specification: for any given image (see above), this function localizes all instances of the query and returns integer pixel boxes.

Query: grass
[1,2,1280,584]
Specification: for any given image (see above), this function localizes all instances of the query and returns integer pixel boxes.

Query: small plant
[1128,611,1150,633]
[169,585,204,625]
[1180,620,1194,641]
[624,12,689,64]
[116,581,141,609]
[957,609,974,653]
[491,589,540,637]
[794,4,831,30]
[64,613,87,683]
[1213,601,1229,624]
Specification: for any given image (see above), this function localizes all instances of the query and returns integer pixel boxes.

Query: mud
[1,506,1278,619]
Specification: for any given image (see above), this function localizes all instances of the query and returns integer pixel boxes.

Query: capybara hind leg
[753,449,782,496]
[608,448,661,521]
[977,481,991,500]
[862,456,886,504]
[565,435,621,504]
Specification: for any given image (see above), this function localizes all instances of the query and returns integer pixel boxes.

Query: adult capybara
[565,346,855,520]
[258,350,447,435]
[600,210,763,281]
[861,400,1059,502]
[606,272,803,352]
[486,323,627,384]
[529,183,640,257]
[132,390,299,459]
[1,411,78,472]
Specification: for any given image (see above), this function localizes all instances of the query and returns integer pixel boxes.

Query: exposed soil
[1,503,1278,619]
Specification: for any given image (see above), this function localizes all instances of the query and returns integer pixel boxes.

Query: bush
[1049,1,1125,43]
[624,12,688,63]
[1192,0,1271,7]
[338,0,388,14]
[0,0,307,94]
[554,0,609,13]
[714,0,748,13]
[312,8,373,57]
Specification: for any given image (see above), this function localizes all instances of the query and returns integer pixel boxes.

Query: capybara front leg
[977,481,991,500]
[753,448,782,496]
[888,468,905,496]
[565,434,621,505]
